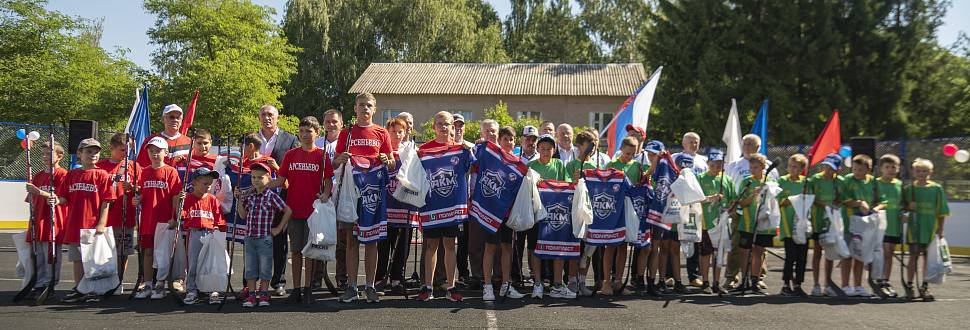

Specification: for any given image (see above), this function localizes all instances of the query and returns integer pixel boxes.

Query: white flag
[722,98,742,164]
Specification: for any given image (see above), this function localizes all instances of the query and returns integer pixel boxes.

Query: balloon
[943,143,959,157]
[839,145,852,158]
[955,150,970,163]
[844,158,852,168]
[15,129,26,140]
[20,139,32,149]
[27,131,40,141]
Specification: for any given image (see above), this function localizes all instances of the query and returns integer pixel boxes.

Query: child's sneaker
[854,286,869,297]
[243,294,255,308]
[549,284,577,299]
[811,284,822,297]
[150,287,167,300]
[824,285,839,297]
[208,292,221,305]
[920,283,934,302]
[904,282,916,300]
[416,286,433,301]
[793,285,808,297]
[258,291,271,307]
[365,286,380,303]
[445,287,463,302]
[843,286,857,297]
[339,285,359,303]
[183,291,199,305]
[113,285,125,296]
[172,279,186,293]
[500,282,524,299]
[134,285,153,299]
[82,293,101,303]
[482,285,495,301]
[531,284,543,299]
[61,289,84,303]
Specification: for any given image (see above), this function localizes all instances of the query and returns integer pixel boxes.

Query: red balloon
[20,139,32,149]
[943,143,959,157]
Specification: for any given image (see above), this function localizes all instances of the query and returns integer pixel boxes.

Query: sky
[46,0,969,70]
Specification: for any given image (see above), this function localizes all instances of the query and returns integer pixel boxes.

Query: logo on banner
[591,192,616,219]
[631,195,646,217]
[429,168,457,197]
[545,203,570,231]
[481,169,505,198]
[360,184,381,213]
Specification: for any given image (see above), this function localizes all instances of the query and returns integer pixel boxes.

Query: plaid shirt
[243,188,287,238]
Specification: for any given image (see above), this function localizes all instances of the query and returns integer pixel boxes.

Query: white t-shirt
[556,145,578,163]
[671,152,709,174]
[725,155,780,191]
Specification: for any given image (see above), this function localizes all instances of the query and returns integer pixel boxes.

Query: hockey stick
[734,158,781,296]
[129,138,144,301]
[36,129,59,305]
[14,128,38,303]
[103,135,134,300]
[167,130,196,306]
[218,135,244,310]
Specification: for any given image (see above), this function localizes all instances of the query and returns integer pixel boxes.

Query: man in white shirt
[519,125,539,163]
[672,132,709,174]
[396,112,415,149]
[724,134,779,191]
[314,109,343,160]
[554,123,577,163]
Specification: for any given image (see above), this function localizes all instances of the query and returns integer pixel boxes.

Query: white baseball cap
[162,104,183,116]
[147,136,169,150]
[522,125,538,137]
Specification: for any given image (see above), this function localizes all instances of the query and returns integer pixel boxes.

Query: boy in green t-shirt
[806,153,844,297]
[777,154,808,296]
[564,131,600,183]
[874,154,903,296]
[527,134,575,299]
[735,154,774,294]
[696,148,734,294]
[840,154,877,297]
[902,158,949,301]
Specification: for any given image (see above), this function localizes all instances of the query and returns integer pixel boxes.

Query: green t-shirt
[806,173,844,234]
[606,158,647,185]
[902,181,950,244]
[877,178,903,237]
[842,174,877,216]
[697,172,736,230]
[776,174,806,239]
[528,158,566,181]
[737,176,775,235]
[564,159,598,182]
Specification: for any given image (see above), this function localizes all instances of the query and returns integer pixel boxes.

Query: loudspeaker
[68,120,98,154]
[850,137,877,160]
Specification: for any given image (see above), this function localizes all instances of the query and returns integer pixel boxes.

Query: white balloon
[955,150,970,163]
[27,131,40,141]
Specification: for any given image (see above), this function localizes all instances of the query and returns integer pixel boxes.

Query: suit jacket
[264,129,299,164]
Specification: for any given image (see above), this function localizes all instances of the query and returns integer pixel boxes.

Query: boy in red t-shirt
[24,141,68,296]
[175,167,226,305]
[327,93,395,303]
[136,104,192,169]
[269,116,329,303]
[132,137,182,299]
[95,133,140,294]
[54,138,116,303]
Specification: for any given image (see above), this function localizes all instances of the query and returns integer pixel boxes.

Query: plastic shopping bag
[153,223,176,281]
[77,227,120,295]
[308,199,338,246]
[13,231,34,288]
[196,231,229,293]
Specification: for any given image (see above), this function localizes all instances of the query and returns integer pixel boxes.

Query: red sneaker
[258,291,270,307]
[243,294,256,308]
[416,287,432,301]
[446,287,463,302]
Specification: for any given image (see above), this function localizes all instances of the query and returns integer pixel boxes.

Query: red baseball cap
[625,124,646,140]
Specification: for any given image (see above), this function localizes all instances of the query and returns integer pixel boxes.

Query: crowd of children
[18,93,951,307]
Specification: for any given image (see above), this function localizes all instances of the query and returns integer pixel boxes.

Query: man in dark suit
[257,104,300,296]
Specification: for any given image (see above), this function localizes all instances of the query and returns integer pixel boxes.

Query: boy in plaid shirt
[237,162,291,307]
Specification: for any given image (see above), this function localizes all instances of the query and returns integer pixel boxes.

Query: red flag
[179,90,199,135]
[807,110,841,167]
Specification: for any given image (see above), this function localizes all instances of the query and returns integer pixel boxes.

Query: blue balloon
[839,145,852,158]
[15,129,26,140]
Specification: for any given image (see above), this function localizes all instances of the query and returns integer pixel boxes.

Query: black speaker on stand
[68,120,98,154]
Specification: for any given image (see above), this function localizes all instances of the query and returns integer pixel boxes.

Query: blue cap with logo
[706,148,725,162]
[673,153,694,169]
[821,153,842,171]
[644,140,665,154]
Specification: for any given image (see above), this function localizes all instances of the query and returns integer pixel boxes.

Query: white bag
[308,199,338,246]
[870,212,888,279]
[302,243,337,262]
[925,236,952,284]
[849,211,882,264]
[393,143,430,208]
[661,195,688,224]
[153,222,176,281]
[77,227,120,295]
[681,241,695,259]
[624,197,640,243]
[507,169,544,232]
[334,163,359,224]
[195,231,229,293]
[821,207,850,261]
[669,168,707,204]
[714,212,733,267]
[678,203,703,243]
[788,194,815,245]
[571,179,593,240]
[13,231,34,288]
[755,182,783,232]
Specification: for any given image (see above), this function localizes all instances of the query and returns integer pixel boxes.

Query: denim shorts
[244,236,274,281]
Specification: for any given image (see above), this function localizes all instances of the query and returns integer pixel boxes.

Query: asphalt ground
[0,231,966,329]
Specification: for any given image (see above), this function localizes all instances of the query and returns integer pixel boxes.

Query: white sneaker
[274,283,287,297]
[843,286,857,297]
[150,287,167,300]
[208,292,221,305]
[482,285,495,301]
[183,291,199,305]
[811,284,822,297]
[114,285,125,296]
[134,285,153,299]
[824,286,838,297]
[579,284,594,297]
[532,284,543,299]
[500,282,525,299]
[550,285,577,299]
[854,286,869,297]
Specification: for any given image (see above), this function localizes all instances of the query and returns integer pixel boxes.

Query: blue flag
[751,99,768,154]
[125,87,151,159]
[645,152,678,231]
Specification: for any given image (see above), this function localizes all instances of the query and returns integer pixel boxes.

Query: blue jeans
[244,236,274,281]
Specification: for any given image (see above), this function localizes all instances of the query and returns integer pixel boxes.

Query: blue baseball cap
[645,140,665,154]
[673,153,694,169]
[706,148,725,162]
[190,167,220,181]
[821,153,842,171]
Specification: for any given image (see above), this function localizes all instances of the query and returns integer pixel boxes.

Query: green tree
[0,0,140,128]
[504,0,601,63]
[577,0,652,63]
[146,0,297,136]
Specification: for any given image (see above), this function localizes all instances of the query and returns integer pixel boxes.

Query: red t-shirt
[96,159,141,228]
[241,155,277,175]
[181,193,225,230]
[28,168,68,243]
[177,153,216,173]
[330,125,392,177]
[56,168,117,244]
[278,147,329,218]
[137,165,182,235]
[135,133,193,168]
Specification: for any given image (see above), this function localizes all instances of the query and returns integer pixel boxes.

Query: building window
[589,112,614,131]
[382,110,403,123]
[517,111,541,120]
[450,110,474,121]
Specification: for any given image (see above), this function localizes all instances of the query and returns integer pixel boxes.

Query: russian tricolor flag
[602,66,663,155]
